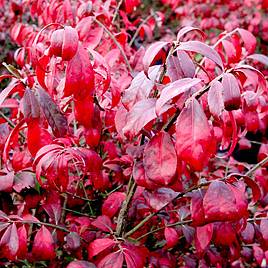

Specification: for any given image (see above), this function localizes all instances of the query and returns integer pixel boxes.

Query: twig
[115,176,137,236]
[112,0,123,26]
[93,18,133,74]
[244,155,268,177]
[129,15,153,47]
[136,219,192,241]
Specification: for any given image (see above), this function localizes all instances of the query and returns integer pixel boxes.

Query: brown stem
[244,155,268,177]
[136,219,192,241]
[115,176,137,236]
[112,0,123,26]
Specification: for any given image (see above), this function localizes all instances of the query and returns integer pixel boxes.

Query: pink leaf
[176,41,223,69]
[195,223,213,253]
[176,99,215,171]
[143,41,169,75]
[143,188,178,210]
[164,227,179,248]
[102,192,126,218]
[166,51,195,81]
[143,131,177,185]
[98,251,124,268]
[0,223,19,259]
[177,26,205,41]
[222,73,241,111]
[64,45,94,98]
[13,171,35,192]
[0,81,23,107]
[122,70,155,110]
[0,169,14,192]
[203,181,247,222]
[207,80,224,118]
[123,99,158,139]
[237,28,257,55]
[32,226,55,261]
[91,215,113,233]
[156,78,201,115]
[67,261,96,268]
[88,238,115,259]
[247,54,268,66]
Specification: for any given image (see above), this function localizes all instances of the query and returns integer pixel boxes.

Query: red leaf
[177,26,205,41]
[88,238,115,259]
[189,190,206,226]
[207,80,224,118]
[222,73,241,111]
[17,225,27,259]
[243,176,261,203]
[62,26,79,61]
[122,70,155,110]
[37,86,68,137]
[36,55,50,90]
[203,181,247,222]
[49,26,79,61]
[143,131,177,186]
[32,226,55,261]
[102,192,126,218]
[0,169,14,192]
[237,28,257,55]
[143,188,178,211]
[156,78,201,115]
[247,54,268,66]
[166,51,195,81]
[3,119,25,163]
[91,215,113,233]
[241,222,255,244]
[164,227,179,248]
[214,222,237,246]
[195,223,213,254]
[74,96,94,128]
[176,41,223,70]
[67,261,96,268]
[143,41,169,75]
[122,243,148,268]
[0,223,19,259]
[123,99,158,139]
[27,120,52,156]
[176,99,215,171]
[22,88,40,121]
[64,45,94,98]
[13,171,35,192]
[98,251,124,268]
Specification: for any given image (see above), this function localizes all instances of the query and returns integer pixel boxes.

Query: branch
[244,155,268,177]
[93,18,133,75]
[112,0,123,26]
[115,175,137,236]
[136,219,192,241]
[129,15,153,47]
